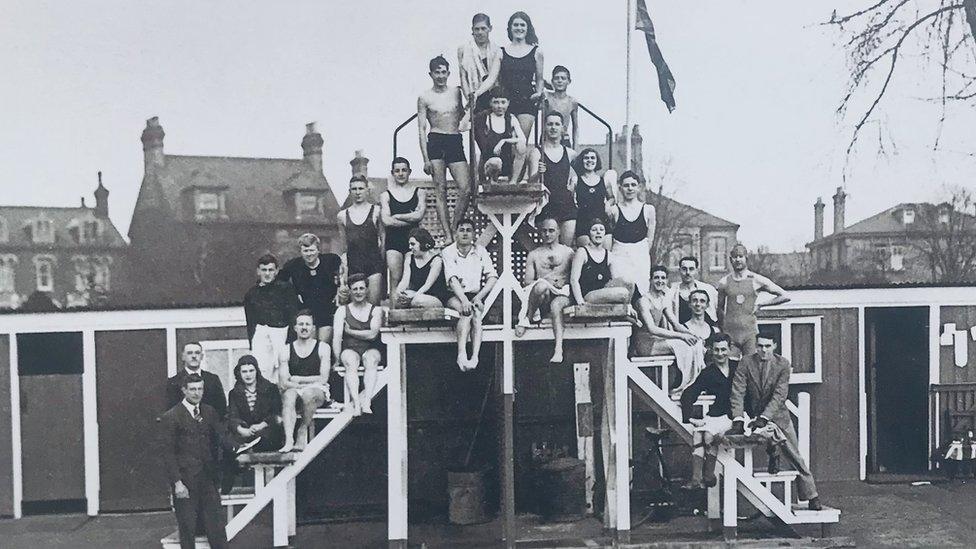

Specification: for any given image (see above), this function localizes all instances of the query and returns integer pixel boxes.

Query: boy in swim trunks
[544,65,579,148]
[716,244,791,359]
[418,55,473,236]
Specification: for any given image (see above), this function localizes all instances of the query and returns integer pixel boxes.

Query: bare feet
[279,441,294,453]
[514,324,527,337]
[467,355,479,371]
[457,354,469,371]
[361,402,372,414]
[294,438,307,451]
[550,349,563,363]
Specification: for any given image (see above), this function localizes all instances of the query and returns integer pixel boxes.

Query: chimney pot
[81,197,86,208]
[302,122,324,174]
[832,186,847,234]
[94,171,110,218]
[141,116,165,173]
[814,197,825,240]
[350,150,369,178]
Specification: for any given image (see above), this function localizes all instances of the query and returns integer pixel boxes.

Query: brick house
[125,117,341,305]
[806,188,976,284]
[0,173,127,309]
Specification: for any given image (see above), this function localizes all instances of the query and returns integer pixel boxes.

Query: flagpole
[625,0,633,172]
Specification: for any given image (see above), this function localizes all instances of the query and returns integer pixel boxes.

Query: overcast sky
[2,1,973,251]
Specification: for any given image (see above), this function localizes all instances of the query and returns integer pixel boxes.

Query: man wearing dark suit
[166,342,227,417]
[729,334,822,510]
[160,374,236,549]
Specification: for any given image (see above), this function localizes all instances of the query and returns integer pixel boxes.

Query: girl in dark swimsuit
[394,228,450,308]
[569,218,634,306]
[499,11,544,141]
[571,148,616,245]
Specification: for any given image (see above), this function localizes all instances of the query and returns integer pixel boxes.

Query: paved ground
[1,479,974,548]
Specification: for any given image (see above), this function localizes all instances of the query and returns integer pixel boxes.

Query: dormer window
[296,193,321,215]
[33,219,54,244]
[902,208,915,225]
[82,220,101,243]
[193,189,228,220]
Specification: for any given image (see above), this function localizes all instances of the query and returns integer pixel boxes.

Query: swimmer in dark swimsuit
[337,175,384,305]
[528,111,577,245]
[500,11,544,141]
[381,157,427,303]
[418,55,472,237]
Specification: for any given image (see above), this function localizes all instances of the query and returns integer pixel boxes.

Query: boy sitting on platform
[474,87,528,184]
[442,218,499,371]
[679,333,737,489]
[515,215,574,363]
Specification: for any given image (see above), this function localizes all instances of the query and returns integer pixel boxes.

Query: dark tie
[193,405,201,421]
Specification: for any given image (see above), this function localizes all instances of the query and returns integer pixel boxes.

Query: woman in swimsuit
[571,149,616,247]
[570,218,633,305]
[499,11,544,143]
[332,274,383,416]
[394,228,450,308]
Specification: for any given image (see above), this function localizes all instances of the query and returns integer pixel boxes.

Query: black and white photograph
[1,1,976,547]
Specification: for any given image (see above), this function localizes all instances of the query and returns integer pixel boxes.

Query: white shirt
[182,399,200,418]
[441,243,498,293]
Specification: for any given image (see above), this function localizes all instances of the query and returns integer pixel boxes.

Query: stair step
[753,470,799,480]
[220,486,255,505]
[160,531,211,548]
[237,452,298,466]
[787,504,841,524]
[313,405,345,419]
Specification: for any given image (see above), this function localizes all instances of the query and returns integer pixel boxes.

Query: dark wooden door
[17,333,86,506]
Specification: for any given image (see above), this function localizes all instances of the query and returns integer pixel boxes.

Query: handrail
[786,392,811,465]
[392,114,418,160]
[578,103,614,170]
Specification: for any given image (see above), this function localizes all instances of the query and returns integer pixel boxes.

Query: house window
[757,315,823,383]
[295,193,321,217]
[73,257,91,292]
[195,191,225,216]
[93,260,111,291]
[199,339,252,396]
[81,220,101,243]
[708,237,727,272]
[902,209,915,224]
[33,219,54,244]
[0,255,16,292]
[890,245,905,271]
[34,256,54,292]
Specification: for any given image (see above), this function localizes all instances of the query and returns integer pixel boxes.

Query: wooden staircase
[627,355,840,539]
[160,368,390,548]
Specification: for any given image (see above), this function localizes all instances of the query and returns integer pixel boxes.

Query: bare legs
[515,281,572,363]
[448,296,482,371]
[447,161,472,227]
[386,250,405,303]
[582,279,634,304]
[365,272,383,305]
[549,295,570,363]
[340,348,381,415]
[430,160,453,243]
[410,293,444,308]
[279,386,327,452]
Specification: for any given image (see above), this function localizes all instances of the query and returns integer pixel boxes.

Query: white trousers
[251,324,288,383]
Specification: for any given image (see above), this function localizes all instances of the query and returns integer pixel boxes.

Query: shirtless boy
[418,55,473,237]
[716,244,791,359]
[544,65,579,148]
[516,216,575,363]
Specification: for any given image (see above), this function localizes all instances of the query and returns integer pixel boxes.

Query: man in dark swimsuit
[337,175,383,304]
[528,111,577,245]
[278,310,332,452]
[278,233,344,343]
[382,157,427,301]
[418,55,473,235]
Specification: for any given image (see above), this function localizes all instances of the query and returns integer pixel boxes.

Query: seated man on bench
[279,309,332,453]
[442,218,499,371]
[515,215,573,363]
[679,333,737,489]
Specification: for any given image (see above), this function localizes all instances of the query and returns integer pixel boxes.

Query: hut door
[865,307,929,474]
[17,332,86,513]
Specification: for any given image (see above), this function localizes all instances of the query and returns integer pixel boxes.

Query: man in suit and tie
[166,342,227,417]
[160,374,236,549]
[729,334,822,510]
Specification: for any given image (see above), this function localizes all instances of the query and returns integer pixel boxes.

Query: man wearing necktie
[159,374,237,548]
[729,334,822,510]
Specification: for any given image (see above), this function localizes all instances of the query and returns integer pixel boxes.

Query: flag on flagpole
[635,0,676,112]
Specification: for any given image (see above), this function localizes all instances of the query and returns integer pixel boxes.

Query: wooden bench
[562,303,641,326]
[386,307,461,326]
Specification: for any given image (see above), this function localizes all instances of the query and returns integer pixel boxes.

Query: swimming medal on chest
[736,294,745,304]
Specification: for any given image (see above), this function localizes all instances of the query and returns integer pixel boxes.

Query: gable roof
[810,202,975,246]
[135,154,340,225]
[649,193,738,229]
[0,206,126,248]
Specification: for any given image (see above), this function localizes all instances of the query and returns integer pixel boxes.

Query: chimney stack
[302,122,324,174]
[832,186,847,234]
[350,150,369,178]
[94,171,110,218]
[814,196,825,240]
[141,117,165,174]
